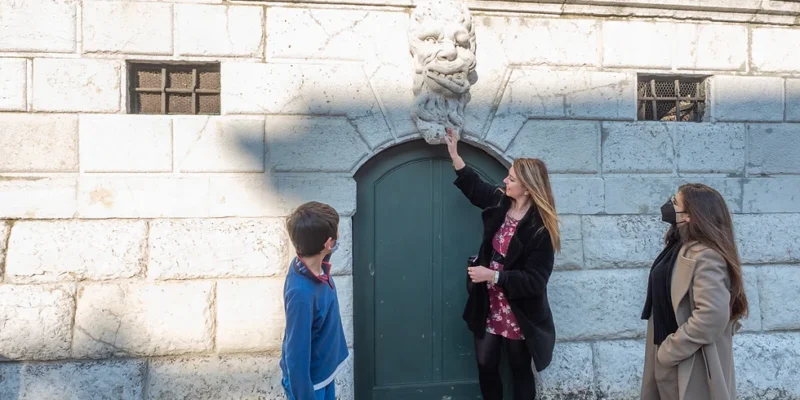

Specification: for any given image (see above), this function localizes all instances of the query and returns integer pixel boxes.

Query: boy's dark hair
[285,201,339,257]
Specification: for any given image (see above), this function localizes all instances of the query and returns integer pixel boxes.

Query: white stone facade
[1,0,800,399]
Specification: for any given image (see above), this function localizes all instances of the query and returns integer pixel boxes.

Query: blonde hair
[512,158,561,253]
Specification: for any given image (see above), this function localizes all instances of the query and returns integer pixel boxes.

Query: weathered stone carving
[408,0,477,144]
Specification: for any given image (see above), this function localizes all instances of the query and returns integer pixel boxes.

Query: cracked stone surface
[147,354,284,399]
[0,177,78,219]
[486,69,635,149]
[222,63,392,149]
[148,219,290,279]
[0,0,76,53]
[175,4,263,57]
[601,122,675,174]
[266,115,370,172]
[593,340,645,400]
[746,123,800,175]
[216,279,284,352]
[538,342,594,399]
[15,360,145,400]
[5,220,147,283]
[735,333,800,399]
[83,1,172,55]
[0,284,75,360]
[581,215,664,269]
[32,59,121,112]
[734,214,800,264]
[603,176,743,215]
[72,282,214,358]
[0,221,8,280]
[174,116,265,173]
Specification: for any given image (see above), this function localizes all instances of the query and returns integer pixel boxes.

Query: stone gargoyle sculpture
[408,0,477,144]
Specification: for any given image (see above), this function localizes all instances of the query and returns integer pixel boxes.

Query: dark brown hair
[285,201,339,257]
[677,183,748,321]
[512,158,561,252]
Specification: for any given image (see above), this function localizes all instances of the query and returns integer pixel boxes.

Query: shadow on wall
[1,74,799,400]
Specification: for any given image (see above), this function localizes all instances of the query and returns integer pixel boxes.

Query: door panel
[355,141,508,400]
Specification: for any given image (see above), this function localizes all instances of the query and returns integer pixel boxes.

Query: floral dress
[485,214,525,340]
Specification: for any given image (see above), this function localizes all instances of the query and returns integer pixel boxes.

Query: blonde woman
[641,184,748,400]
[445,129,560,400]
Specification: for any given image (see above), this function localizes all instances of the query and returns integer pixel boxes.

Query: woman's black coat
[455,165,556,372]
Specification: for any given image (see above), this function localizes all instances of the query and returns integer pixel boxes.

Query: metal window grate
[637,76,706,122]
[128,63,221,115]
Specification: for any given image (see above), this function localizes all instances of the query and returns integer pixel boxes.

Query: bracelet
[493,271,500,284]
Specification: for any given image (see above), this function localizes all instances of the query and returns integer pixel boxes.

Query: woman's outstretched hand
[468,265,494,283]
[444,128,466,170]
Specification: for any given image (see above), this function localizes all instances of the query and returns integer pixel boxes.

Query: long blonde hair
[512,158,561,253]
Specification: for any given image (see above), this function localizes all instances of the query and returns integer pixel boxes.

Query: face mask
[330,239,339,255]
[660,198,677,225]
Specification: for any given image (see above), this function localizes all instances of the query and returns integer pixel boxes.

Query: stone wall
[1,1,800,399]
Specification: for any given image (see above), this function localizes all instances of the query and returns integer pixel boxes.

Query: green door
[354,140,509,400]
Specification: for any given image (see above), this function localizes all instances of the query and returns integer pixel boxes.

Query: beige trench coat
[641,242,742,400]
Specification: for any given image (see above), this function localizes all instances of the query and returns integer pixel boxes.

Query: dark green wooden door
[354,140,508,400]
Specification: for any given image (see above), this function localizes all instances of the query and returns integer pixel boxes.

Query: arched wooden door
[353,140,508,399]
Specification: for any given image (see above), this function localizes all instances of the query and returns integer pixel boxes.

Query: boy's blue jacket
[280,253,349,399]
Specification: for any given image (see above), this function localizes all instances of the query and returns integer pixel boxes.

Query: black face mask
[660,198,677,225]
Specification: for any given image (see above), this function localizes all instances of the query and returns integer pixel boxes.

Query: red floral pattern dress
[485,214,525,340]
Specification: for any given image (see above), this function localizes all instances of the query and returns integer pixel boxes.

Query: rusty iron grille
[129,63,221,115]
[637,76,706,122]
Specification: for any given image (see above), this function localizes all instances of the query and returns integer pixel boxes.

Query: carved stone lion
[408,0,477,144]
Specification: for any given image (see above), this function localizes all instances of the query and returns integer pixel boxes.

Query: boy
[280,201,349,400]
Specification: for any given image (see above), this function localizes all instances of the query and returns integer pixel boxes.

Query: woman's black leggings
[474,333,535,400]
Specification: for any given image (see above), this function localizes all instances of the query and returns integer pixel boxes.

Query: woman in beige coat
[641,183,748,400]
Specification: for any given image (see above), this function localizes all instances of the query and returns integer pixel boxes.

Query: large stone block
[550,177,604,215]
[604,177,742,215]
[32,59,121,113]
[786,79,800,122]
[603,21,673,68]
[0,58,26,111]
[505,120,599,173]
[676,123,745,174]
[486,70,635,149]
[480,16,600,66]
[740,266,762,333]
[176,4,263,57]
[207,175,283,217]
[147,354,283,400]
[216,279,284,352]
[222,62,391,149]
[266,116,370,173]
[83,1,172,54]
[601,122,674,174]
[538,342,594,399]
[0,284,75,360]
[675,23,747,70]
[549,269,649,340]
[14,360,145,400]
[174,116,265,173]
[0,177,77,219]
[148,219,289,279]
[5,220,146,283]
[78,176,210,218]
[743,177,800,213]
[734,214,800,264]
[331,217,353,276]
[581,215,664,269]
[746,123,800,175]
[265,8,413,137]
[0,114,78,172]
[751,27,800,73]
[758,265,800,331]
[0,0,76,52]
[80,115,172,173]
[593,340,645,400]
[0,363,21,399]
[555,215,584,271]
[276,174,358,217]
[0,221,8,279]
[712,76,784,122]
[735,333,800,399]
[73,282,214,358]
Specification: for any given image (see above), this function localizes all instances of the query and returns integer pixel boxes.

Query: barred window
[128,62,221,115]
[637,76,706,122]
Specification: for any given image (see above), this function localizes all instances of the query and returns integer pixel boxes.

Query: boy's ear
[323,237,335,251]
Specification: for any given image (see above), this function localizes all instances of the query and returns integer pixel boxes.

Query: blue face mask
[330,239,339,255]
